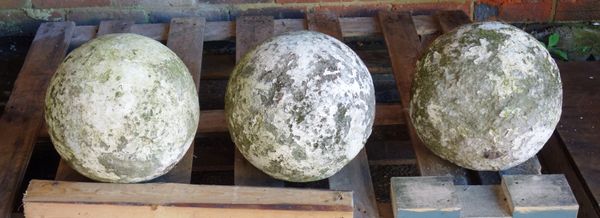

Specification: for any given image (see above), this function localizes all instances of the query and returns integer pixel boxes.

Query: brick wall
[0,0,598,37]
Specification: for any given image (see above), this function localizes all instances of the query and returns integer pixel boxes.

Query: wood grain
[69,15,440,46]
[96,20,134,35]
[233,16,284,187]
[555,61,600,213]
[378,11,469,185]
[23,180,353,218]
[307,11,379,218]
[0,22,75,217]
[153,17,206,184]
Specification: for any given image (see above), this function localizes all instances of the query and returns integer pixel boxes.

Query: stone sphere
[410,22,562,170]
[45,33,199,183]
[225,31,375,182]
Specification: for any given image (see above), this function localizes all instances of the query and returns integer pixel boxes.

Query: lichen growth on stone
[45,33,199,183]
[225,31,375,182]
[410,22,562,171]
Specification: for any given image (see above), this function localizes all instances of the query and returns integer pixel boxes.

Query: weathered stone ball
[410,22,562,171]
[45,33,199,183]
[225,31,375,182]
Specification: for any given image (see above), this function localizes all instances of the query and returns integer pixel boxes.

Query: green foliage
[545,33,569,61]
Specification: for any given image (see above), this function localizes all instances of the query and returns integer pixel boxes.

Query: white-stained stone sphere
[410,22,562,171]
[45,33,199,183]
[225,31,375,182]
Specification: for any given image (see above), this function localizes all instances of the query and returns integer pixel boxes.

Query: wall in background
[0,0,598,37]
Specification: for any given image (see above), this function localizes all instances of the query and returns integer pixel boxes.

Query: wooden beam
[152,17,206,184]
[69,15,440,46]
[0,22,75,217]
[378,11,469,184]
[307,11,379,218]
[96,20,134,35]
[435,10,471,33]
[555,61,600,214]
[23,180,354,218]
[233,16,284,187]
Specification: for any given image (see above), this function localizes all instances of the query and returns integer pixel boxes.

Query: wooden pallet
[0,9,592,218]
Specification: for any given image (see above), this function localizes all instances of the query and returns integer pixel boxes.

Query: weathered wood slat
[0,22,75,217]
[539,133,600,218]
[378,11,469,185]
[70,15,440,46]
[23,180,354,218]
[96,20,134,35]
[555,61,600,214]
[434,10,470,33]
[233,16,284,187]
[151,17,206,184]
[307,11,379,218]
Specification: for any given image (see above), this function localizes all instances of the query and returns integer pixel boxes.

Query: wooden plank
[23,180,354,218]
[555,61,600,212]
[378,11,469,185]
[233,16,284,187]
[390,176,460,217]
[330,150,379,218]
[456,185,511,217]
[539,133,600,218]
[96,20,134,35]
[68,15,441,46]
[0,22,75,217]
[153,17,207,184]
[435,10,471,33]
[501,175,579,217]
[307,11,379,218]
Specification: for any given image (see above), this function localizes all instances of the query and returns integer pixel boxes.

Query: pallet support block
[501,175,579,218]
[390,176,460,218]
[456,185,511,217]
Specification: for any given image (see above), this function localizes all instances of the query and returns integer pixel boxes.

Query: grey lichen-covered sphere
[45,33,200,183]
[225,31,375,182]
[411,22,562,171]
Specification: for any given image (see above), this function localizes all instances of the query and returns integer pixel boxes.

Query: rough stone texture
[225,31,375,182]
[411,22,562,171]
[45,33,199,183]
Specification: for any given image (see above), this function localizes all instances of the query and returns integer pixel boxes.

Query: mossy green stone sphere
[225,31,375,182]
[410,22,562,171]
[45,33,199,183]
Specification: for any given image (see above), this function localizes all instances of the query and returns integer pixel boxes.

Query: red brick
[66,8,148,25]
[498,0,552,22]
[206,0,272,3]
[32,0,110,8]
[111,0,198,7]
[391,2,471,15]
[231,6,308,19]
[555,0,600,21]
[476,0,552,22]
[0,0,26,9]
[275,0,351,3]
[312,3,392,17]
